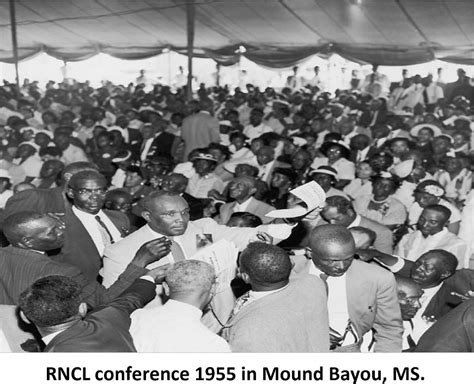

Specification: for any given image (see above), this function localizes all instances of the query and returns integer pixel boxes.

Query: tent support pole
[186,0,195,101]
[9,0,20,93]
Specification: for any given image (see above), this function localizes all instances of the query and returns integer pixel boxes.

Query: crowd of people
[0,63,473,353]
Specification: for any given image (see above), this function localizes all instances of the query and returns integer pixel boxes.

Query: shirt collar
[164,299,202,320]
[348,214,361,228]
[72,205,103,218]
[42,329,64,345]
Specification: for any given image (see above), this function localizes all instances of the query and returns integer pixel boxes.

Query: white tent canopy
[0,0,473,66]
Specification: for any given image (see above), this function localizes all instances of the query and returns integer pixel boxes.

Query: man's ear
[19,310,31,324]
[141,210,151,222]
[63,172,72,183]
[104,201,112,210]
[440,271,453,280]
[162,281,170,296]
[240,272,251,285]
[66,187,74,200]
[78,303,87,318]
[21,236,32,248]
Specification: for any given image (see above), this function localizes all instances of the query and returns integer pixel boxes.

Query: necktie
[319,273,329,295]
[95,215,114,246]
[169,238,185,261]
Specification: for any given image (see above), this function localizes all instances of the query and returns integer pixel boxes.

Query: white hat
[218,120,232,127]
[0,169,11,180]
[410,124,442,138]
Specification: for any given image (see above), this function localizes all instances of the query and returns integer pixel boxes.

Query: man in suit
[102,191,291,288]
[139,122,178,163]
[114,115,142,154]
[216,176,274,225]
[361,248,471,324]
[181,98,220,160]
[18,271,165,352]
[222,242,329,352]
[58,170,130,281]
[160,172,203,221]
[0,211,170,308]
[292,224,403,352]
[3,161,98,218]
[320,195,394,254]
[416,298,474,352]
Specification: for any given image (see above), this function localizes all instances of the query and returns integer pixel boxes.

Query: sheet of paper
[266,181,326,218]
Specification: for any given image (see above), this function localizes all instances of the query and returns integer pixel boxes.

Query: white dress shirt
[243,123,273,140]
[130,299,231,352]
[140,137,155,161]
[72,206,122,256]
[410,285,442,343]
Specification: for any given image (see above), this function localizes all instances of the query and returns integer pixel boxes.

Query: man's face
[124,171,143,188]
[321,206,353,227]
[414,191,439,208]
[193,159,214,176]
[372,179,394,200]
[68,177,107,214]
[410,253,447,287]
[390,141,409,157]
[271,173,290,189]
[256,149,274,166]
[106,195,132,213]
[417,209,446,237]
[161,175,186,193]
[229,178,254,200]
[54,134,70,150]
[34,133,51,148]
[141,125,156,140]
[292,152,310,170]
[27,216,65,251]
[310,240,355,277]
[417,128,433,144]
[397,285,424,321]
[40,161,60,179]
[432,138,450,154]
[249,110,263,127]
[312,173,333,192]
[144,196,190,236]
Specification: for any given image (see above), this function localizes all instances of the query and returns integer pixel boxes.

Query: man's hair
[310,224,355,255]
[424,204,451,222]
[239,243,292,284]
[228,212,262,227]
[2,211,44,245]
[139,190,182,211]
[165,260,215,296]
[19,275,82,328]
[422,249,458,275]
[61,161,99,183]
[349,226,376,247]
[68,170,107,190]
[325,196,355,215]
[125,165,144,178]
[39,146,63,158]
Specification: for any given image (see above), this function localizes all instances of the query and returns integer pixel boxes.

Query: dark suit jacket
[416,298,474,352]
[50,206,130,282]
[0,246,147,308]
[145,132,177,160]
[127,128,143,154]
[182,192,204,221]
[359,109,387,128]
[44,279,156,352]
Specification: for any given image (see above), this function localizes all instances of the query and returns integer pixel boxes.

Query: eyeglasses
[72,187,108,197]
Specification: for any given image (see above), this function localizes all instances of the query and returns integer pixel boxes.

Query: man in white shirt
[54,130,88,166]
[243,108,273,140]
[396,205,470,269]
[130,260,230,352]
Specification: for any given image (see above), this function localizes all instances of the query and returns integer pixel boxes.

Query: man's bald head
[161,173,188,194]
[309,224,355,277]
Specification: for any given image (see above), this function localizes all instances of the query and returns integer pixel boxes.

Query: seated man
[360,248,473,346]
[292,224,403,352]
[222,243,329,352]
[18,271,165,352]
[215,175,274,225]
[395,204,470,269]
[130,260,230,352]
[321,195,393,254]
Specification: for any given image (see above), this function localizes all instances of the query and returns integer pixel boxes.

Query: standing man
[181,99,220,160]
[292,225,403,352]
[222,243,329,352]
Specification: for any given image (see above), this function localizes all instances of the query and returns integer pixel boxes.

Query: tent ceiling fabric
[0,0,473,66]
